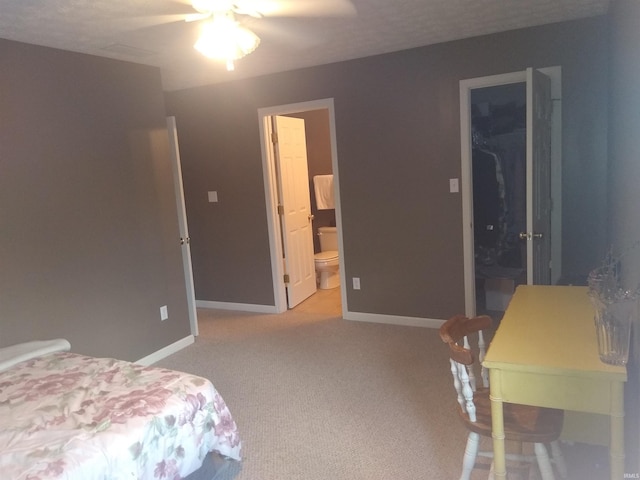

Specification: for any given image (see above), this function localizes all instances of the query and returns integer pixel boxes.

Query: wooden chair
[440,314,567,480]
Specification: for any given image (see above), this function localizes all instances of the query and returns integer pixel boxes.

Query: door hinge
[271,132,278,144]
[277,205,284,215]
[283,274,290,284]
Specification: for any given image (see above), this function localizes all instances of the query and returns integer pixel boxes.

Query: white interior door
[167,116,198,336]
[526,68,552,285]
[272,115,317,308]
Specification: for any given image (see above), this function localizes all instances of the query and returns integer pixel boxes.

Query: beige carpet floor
[158,305,609,480]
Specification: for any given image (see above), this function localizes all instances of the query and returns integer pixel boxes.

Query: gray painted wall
[609,0,640,469]
[0,39,191,361]
[166,17,609,319]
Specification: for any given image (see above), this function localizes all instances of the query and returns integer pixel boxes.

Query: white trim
[259,114,287,313]
[196,300,278,313]
[195,301,442,329]
[459,67,562,316]
[258,98,345,316]
[344,311,445,329]
[135,335,194,366]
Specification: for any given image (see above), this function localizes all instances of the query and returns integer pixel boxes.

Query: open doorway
[460,67,562,318]
[470,82,527,316]
[258,99,345,315]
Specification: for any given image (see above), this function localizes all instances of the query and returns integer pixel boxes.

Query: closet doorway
[460,67,562,317]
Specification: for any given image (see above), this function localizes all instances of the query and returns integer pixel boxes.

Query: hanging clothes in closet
[472,147,506,266]
[488,129,526,268]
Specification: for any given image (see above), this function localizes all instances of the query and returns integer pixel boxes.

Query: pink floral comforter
[0,352,241,480]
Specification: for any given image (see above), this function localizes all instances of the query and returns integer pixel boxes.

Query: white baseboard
[196,300,278,314]
[136,335,194,366]
[196,300,443,328]
[344,311,445,329]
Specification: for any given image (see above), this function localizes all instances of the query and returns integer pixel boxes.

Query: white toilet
[314,226,340,289]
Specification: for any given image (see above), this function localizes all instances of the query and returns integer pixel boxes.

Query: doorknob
[519,232,543,240]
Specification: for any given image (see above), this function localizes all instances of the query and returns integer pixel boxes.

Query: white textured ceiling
[0,0,610,91]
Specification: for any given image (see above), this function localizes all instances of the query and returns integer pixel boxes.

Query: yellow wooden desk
[482,285,627,480]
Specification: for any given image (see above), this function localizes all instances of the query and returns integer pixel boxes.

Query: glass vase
[594,298,636,366]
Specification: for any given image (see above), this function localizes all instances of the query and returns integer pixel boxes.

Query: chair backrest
[439,315,492,422]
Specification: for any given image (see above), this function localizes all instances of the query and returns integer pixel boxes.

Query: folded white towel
[313,174,335,210]
[0,338,71,372]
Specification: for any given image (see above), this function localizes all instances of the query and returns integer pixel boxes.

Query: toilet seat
[314,251,338,262]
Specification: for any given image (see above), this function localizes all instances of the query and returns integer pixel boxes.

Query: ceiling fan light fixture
[194,14,260,69]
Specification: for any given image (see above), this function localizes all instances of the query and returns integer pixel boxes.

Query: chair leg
[550,440,568,479]
[534,442,556,480]
[460,432,480,480]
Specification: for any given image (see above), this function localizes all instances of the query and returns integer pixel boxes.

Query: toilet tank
[318,226,338,251]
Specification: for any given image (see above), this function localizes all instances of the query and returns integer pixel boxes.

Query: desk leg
[489,369,507,479]
[610,381,625,480]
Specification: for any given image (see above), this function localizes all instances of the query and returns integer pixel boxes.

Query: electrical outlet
[160,305,168,321]
[352,277,361,290]
[208,191,218,203]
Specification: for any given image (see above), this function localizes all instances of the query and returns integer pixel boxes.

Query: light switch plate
[208,191,218,203]
[449,178,459,193]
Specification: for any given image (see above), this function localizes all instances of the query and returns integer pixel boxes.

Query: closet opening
[461,67,561,319]
[471,83,527,316]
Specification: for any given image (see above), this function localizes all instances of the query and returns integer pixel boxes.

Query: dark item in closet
[472,148,504,255]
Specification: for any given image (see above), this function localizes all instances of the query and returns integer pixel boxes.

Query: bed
[0,340,241,480]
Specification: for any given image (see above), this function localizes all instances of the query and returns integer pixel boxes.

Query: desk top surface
[483,285,627,381]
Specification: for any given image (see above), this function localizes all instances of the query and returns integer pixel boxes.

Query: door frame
[258,98,344,314]
[459,67,562,317]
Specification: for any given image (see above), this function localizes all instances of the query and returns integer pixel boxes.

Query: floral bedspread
[0,352,241,480]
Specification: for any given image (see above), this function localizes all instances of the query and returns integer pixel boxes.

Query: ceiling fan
[168,0,357,70]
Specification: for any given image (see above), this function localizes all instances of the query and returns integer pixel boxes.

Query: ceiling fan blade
[183,13,212,22]
[247,18,326,49]
[115,14,200,30]
[235,0,356,18]
[171,0,199,6]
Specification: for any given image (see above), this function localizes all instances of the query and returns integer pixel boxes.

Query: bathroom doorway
[258,98,344,315]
